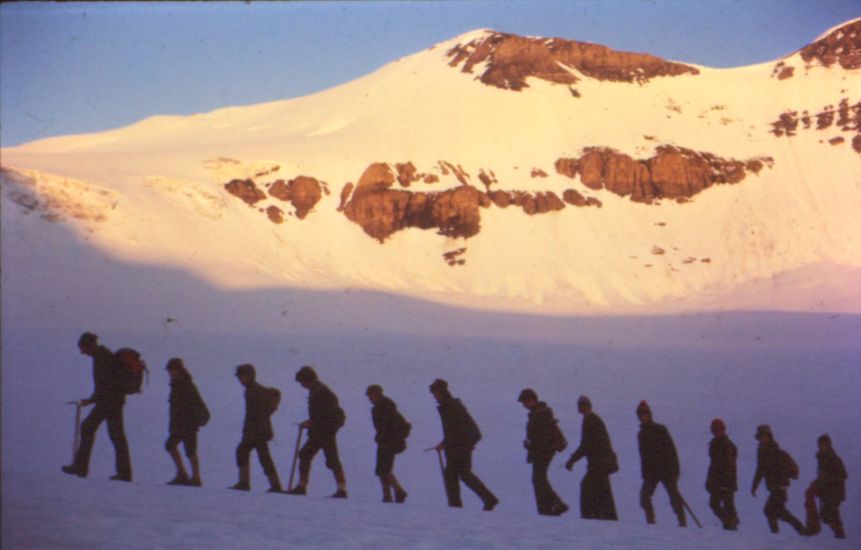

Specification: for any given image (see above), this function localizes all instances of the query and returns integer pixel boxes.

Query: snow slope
[2,27,859,313]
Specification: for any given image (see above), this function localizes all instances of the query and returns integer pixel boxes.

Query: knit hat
[636,400,651,418]
[235,363,256,380]
[366,384,383,396]
[295,365,318,383]
[578,395,592,409]
[710,418,726,436]
[78,332,98,348]
[517,388,538,403]
[755,424,772,440]
[429,378,448,393]
[817,433,832,446]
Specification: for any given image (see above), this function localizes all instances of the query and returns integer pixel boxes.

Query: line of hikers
[61,333,848,539]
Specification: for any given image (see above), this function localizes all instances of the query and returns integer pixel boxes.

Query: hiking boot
[382,495,393,503]
[110,474,132,482]
[552,502,570,516]
[483,495,499,511]
[229,481,250,491]
[394,489,408,504]
[61,465,86,478]
[187,477,202,487]
[285,485,306,495]
[329,489,348,499]
[167,474,190,486]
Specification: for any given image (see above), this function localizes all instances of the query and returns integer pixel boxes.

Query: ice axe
[424,446,447,492]
[680,493,703,528]
[66,401,83,463]
[287,424,305,492]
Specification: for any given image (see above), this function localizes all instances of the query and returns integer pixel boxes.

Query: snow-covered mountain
[2,20,860,320]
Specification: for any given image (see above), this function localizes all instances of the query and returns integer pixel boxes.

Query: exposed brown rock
[489,190,513,208]
[224,179,266,206]
[447,31,699,90]
[778,65,795,79]
[424,174,440,184]
[266,205,284,224]
[829,136,846,145]
[555,146,768,203]
[338,182,354,212]
[531,168,548,178]
[555,158,579,179]
[342,164,482,242]
[854,135,861,153]
[268,176,323,219]
[443,248,467,266]
[772,98,861,143]
[395,162,419,187]
[478,169,497,189]
[799,20,861,70]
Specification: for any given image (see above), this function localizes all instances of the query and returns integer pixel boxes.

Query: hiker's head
[429,378,449,403]
[295,365,318,388]
[517,388,538,410]
[711,418,726,437]
[817,433,832,451]
[78,332,98,356]
[166,358,190,382]
[366,384,383,404]
[577,395,592,414]
[636,400,652,422]
[755,424,772,443]
[235,363,256,385]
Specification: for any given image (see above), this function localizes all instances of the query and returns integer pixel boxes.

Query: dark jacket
[371,396,408,451]
[752,439,787,492]
[570,412,616,473]
[308,381,345,438]
[242,381,273,442]
[437,394,481,450]
[638,420,680,481]
[816,448,848,502]
[89,345,126,407]
[524,402,558,462]
[706,434,738,493]
[168,378,207,436]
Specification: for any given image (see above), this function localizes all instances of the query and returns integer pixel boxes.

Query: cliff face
[800,20,861,70]
[446,31,699,90]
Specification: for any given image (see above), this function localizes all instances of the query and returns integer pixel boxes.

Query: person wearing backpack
[165,358,209,487]
[706,419,739,530]
[286,366,348,498]
[565,395,618,520]
[635,401,686,527]
[814,434,847,539]
[518,388,569,516]
[751,424,807,535]
[366,384,409,503]
[230,364,283,493]
[431,378,499,511]
[62,332,132,482]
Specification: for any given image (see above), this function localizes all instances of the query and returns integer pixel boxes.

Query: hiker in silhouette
[62,332,132,481]
[636,401,686,527]
[706,418,739,530]
[431,378,499,511]
[229,364,282,492]
[164,358,209,487]
[366,384,409,503]
[751,424,806,535]
[814,434,847,539]
[519,388,569,516]
[287,366,348,498]
[566,395,618,520]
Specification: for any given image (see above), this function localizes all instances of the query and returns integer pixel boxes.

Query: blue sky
[1,1,858,147]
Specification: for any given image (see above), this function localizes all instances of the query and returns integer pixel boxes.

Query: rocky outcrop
[555,146,769,203]
[266,205,284,224]
[269,176,323,219]
[531,168,548,178]
[443,248,467,266]
[447,31,699,90]
[771,98,861,153]
[799,20,861,70]
[224,179,266,205]
[395,162,419,187]
[562,189,602,207]
[342,163,485,242]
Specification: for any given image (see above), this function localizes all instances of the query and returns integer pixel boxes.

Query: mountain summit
[2,21,859,317]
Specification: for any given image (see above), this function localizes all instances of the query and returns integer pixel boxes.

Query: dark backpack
[394,410,412,440]
[264,387,281,416]
[551,420,568,453]
[115,348,148,394]
[336,405,347,428]
[780,449,799,481]
[465,411,482,446]
[194,389,211,427]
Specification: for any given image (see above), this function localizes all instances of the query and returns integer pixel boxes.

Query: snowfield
[2,22,860,549]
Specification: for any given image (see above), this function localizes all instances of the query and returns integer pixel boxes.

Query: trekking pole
[680,493,703,528]
[424,446,447,499]
[287,425,305,491]
[66,401,82,463]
